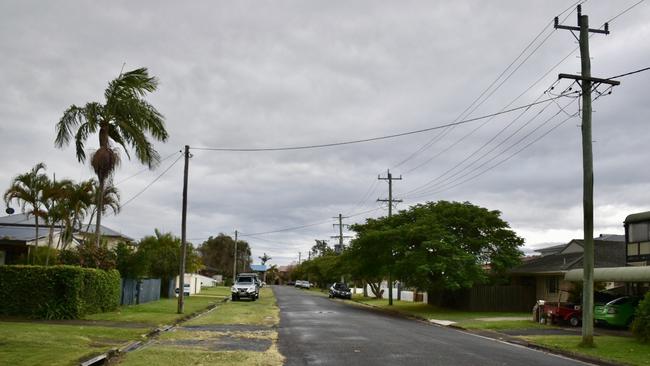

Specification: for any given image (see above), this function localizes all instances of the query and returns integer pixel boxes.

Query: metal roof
[0,225,51,242]
[0,213,132,241]
[250,264,268,272]
[625,211,650,224]
[565,266,650,282]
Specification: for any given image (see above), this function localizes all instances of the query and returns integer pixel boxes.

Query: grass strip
[0,321,145,366]
[520,335,650,366]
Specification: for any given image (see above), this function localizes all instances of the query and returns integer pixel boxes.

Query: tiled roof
[250,264,268,272]
[510,240,626,275]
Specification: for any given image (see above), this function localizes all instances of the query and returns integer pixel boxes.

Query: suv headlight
[231,286,236,292]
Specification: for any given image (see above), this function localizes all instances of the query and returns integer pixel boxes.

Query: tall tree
[55,67,168,246]
[83,180,120,235]
[4,163,49,263]
[346,201,524,297]
[199,234,252,279]
[41,177,73,265]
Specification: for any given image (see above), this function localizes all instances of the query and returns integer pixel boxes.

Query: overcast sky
[1,1,649,266]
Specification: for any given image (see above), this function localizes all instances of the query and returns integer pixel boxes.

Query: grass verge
[0,321,144,366]
[520,335,650,366]
[119,287,283,366]
[85,294,217,325]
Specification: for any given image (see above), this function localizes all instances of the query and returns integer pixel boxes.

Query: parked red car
[541,303,582,326]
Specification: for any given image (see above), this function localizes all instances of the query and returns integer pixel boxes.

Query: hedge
[0,265,121,319]
[633,291,650,343]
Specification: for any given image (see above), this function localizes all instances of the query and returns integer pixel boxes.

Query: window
[547,277,559,294]
[640,242,650,255]
[629,222,650,242]
[628,243,639,256]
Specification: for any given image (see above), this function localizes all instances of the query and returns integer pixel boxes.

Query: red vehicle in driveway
[542,303,582,326]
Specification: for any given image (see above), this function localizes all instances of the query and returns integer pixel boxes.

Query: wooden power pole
[177,145,190,314]
[555,5,620,346]
[233,230,238,282]
[378,169,402,306]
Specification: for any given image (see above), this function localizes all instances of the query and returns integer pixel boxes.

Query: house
[73,224,134,248]
[0,213,132,264]
[509,234,626,303]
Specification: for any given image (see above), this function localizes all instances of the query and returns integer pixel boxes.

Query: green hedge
[0,265,120,319]
[633,291,650,343]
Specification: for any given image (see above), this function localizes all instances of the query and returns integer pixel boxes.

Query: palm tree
[55,67,168,246]
[84,180,120,238]
[259,253,272,265]
[42,177,73,265]
[3,163,49,263]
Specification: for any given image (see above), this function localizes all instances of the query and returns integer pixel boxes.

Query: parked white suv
[295,280,311,289]
[231,273,260,301]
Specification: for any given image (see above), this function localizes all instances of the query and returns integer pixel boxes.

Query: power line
[404,88,577,196]
[239,219,333,237]
[607,66,650,80]
[603,0,645,24]
[114,150,183,185]
[391,1,585,172]
[191,96,566,153]
[118,153,184,209]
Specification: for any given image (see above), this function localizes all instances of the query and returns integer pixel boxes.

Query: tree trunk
[95,177,105,247]
[32,214,39,264]
[45,221,54,266]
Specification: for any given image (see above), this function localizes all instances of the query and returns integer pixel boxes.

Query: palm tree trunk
[33,215,39,265]
[95,177,105,247]
[45,221,54,266]
[86,208,96,232]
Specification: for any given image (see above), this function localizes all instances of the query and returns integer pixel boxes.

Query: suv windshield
[237,277,254,283]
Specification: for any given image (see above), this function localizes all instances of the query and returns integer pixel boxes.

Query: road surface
[274,286,587,366]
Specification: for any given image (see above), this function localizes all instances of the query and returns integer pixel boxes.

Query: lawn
[520,335,650,366]
[186,287,278,326]
[353,297,539,330]
[119,287,283,365]
[196,286,231,298]
[85,295,218,325]
[0,321,145,366]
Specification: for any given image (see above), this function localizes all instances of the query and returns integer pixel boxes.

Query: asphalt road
[274,286,588,366]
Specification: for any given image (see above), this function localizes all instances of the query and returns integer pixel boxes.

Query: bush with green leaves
[0,265,120,319]
[633,291,650,343]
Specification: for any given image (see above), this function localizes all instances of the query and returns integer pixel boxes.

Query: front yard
[0,286,229,366]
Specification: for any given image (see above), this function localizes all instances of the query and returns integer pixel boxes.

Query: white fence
[351,285,427,303]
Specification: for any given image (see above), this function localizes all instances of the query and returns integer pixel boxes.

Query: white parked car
[295,280,311,289]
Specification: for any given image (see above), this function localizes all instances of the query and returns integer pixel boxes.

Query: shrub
[633,291,650,343]
[0,265,120,319]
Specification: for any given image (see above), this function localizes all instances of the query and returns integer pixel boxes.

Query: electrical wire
[117,153,184,210]
[391,1,585,172]
[191,96,566,152]
[114,150,183,185]
[603,0,645,24]
[607,66,650,80]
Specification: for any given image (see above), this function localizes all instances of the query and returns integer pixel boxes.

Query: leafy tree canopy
[198,233,251,277]
[345,201,523,291]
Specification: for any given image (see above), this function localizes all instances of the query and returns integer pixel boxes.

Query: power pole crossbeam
[377,169,402,306]
[332,213,351,253]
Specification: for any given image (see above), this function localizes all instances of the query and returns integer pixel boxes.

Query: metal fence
[120,278,162,305]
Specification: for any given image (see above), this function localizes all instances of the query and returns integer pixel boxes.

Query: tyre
[569,316,580,327]
[231,294,238,301]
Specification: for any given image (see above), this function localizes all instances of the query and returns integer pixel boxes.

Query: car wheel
[569,316,580,327]
[231,295,238,301]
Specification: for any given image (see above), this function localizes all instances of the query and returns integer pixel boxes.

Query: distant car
[286,281,295,286]
[595,296,640,328]
[175,283,191,296]
[295,280,311,289]
[231,273,260,301]
[329,283,352,299]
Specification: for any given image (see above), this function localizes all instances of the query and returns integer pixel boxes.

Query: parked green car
[594,296,640,328]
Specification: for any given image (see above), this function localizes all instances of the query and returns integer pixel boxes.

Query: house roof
[250,264,267,272]
[625,211,650,224]
[535,243,566,256]
[0,213,132,242]
[0,225,52,242]
[510,239,626,275]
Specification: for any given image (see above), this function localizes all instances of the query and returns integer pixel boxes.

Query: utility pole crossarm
[558,74,620,86]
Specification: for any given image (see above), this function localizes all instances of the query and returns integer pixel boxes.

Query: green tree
[41,177,73,265]
[4,163,49,263]
[310,239,334,258]
[199,234,252,280]
[347,201,524,297]
[138,230,200,297]
[55,67,168,247]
